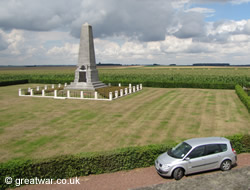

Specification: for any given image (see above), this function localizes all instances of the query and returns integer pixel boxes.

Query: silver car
[155,137,237,180]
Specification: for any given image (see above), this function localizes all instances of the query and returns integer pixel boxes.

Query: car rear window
[206,144,222,155]
[219,144,227,152]
[205,144,227,155]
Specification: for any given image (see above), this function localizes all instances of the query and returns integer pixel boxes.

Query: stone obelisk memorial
[66,23,107,90]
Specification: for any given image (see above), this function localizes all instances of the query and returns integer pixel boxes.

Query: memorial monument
[66,23,107,90]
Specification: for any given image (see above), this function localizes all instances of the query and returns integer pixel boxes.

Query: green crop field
[0,82,249,163]
[0,66,250,88]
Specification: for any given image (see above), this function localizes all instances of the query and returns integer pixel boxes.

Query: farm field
[0,84,249,163]
[0,66,250,87]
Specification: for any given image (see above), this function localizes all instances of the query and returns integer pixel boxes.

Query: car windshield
[168,142,192,159]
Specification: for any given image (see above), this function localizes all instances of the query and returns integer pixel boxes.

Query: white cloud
[172,0,190,9]
[184,7,215,17]
[0,31,9,51]
[243,20,250,34]
[0,29,79,65]
[160,36,192,53]
[47,43,78,59]
[214,20,246,34]
[230,0,250,4]
[95,38,121,58]
[173,12,206,39]
[5,29,25,55]
[0,0,250,65]
[229,34,249,42]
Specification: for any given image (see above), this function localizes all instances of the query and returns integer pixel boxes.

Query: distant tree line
[193,63,230,66]
[97,62,122,66]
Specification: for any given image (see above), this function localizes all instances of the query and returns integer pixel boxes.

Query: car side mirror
[184,157,190,161]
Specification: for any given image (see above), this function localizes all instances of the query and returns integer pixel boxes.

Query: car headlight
[162,164,171,170]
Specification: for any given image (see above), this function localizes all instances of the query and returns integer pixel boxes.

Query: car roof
[184,137,229,147]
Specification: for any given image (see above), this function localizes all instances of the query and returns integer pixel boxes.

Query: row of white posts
[19,83,143,101]
[34,83,67,91]
[111,84,142,100]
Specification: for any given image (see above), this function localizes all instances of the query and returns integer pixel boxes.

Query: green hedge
[0,79,28,86]
[235,85,250,112]
[1,134,250,189]
[227,134,250,153]
[103,80,235,89]
[28,75,73,84]
[0,143,175,189]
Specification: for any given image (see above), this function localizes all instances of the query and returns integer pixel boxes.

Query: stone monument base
[65,81,107,90]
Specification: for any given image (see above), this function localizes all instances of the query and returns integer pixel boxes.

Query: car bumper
[155,162,171,177]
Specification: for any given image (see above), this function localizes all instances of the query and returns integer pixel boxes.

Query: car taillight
[232,148,236,154]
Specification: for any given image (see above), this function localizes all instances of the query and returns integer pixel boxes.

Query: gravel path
[16,153,250,190]
[132,166,250,190]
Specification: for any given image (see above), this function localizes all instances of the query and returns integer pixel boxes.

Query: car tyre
[220,160,232,171]
[173,168,184,180]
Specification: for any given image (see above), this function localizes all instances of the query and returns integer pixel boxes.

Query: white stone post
[45,85,48,90]
[80,91,84,99]
[133,86,136,93]
[120,89,123,97]
[129,83,132,88]
[19,88,22,96]
[108,83,111,87]
[94,91,98,99]
[129,87,132,94]
[28,87,31,92]
[42,89,45,96]
[58,83,61,88]
[30,89,33,96]
[64,83,67,87]
[54,90,57,98]
[125,88,128,95]
[118,83,121,87]
[109,92,113,100]
[36,86,40,91]
[52,84,54,89]
[140,84,143,90]
[115,90,118,98]
[67,90,70,98]
[136,85,139,91]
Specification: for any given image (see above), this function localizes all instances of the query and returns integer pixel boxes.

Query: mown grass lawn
[0,84,249,162]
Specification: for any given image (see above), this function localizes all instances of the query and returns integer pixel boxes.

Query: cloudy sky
[0,0,250,66]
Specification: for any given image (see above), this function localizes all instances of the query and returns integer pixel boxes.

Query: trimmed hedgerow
[0,143,175,189]
[102,80,236,89]
[0,134,250,189]
[227,134,250,153]
[0,79,28,86]
[235,84,250,112]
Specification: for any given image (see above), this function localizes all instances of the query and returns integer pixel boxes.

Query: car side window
[219,144,227,152]
[205,144,221,155]
[187,145,205,159]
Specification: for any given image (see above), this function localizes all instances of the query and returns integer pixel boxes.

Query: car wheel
[220,160,232,171]
[173,168,184,180]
